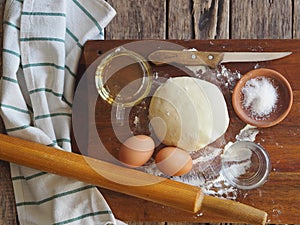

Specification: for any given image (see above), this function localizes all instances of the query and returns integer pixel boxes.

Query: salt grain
[242,76,278,117]
[133,116,139,126]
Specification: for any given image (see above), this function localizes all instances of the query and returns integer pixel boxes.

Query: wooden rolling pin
[0,134,267,224]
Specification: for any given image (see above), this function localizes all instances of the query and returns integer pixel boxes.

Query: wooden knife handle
[0,134,268,224]
[148,50,224,68]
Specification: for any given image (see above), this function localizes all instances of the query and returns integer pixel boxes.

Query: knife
[148,50,292,68]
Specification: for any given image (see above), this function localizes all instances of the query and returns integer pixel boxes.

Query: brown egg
[155,147,193,176]
[119,135,155,168]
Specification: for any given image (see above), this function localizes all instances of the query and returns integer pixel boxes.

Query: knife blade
[148,50,292,68]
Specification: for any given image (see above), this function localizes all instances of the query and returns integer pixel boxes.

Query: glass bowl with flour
[221,141,271,190]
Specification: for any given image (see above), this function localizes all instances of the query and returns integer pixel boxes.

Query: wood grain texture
[76,39,300,224]
[231,0,293,39]
[294,0,300,38]
[105,0,166,39]
[168,0,194,39]
[192,0,230,39]
[0,162,18,225]
[1,0,300,225]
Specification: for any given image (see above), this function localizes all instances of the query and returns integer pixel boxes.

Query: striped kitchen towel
[0,0,122,224]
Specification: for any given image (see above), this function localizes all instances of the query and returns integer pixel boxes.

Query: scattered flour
[141,124,259,200]
[190,65,242,94]
[183,48,242,92]
[141,64,261,200]
[186,125,258,199]
[236,124,259,142]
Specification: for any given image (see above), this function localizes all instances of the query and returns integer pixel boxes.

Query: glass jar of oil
[95,47,152,123]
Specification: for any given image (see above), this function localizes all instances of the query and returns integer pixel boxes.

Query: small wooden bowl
[232,68,293,128]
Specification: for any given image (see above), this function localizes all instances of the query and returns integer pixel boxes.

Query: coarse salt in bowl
[232,68,293,128]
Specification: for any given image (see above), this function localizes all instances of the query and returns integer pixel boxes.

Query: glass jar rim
[95,47,152,107]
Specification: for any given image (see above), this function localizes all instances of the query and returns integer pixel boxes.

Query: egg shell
[119,135,155,168]
[155,147,193,176]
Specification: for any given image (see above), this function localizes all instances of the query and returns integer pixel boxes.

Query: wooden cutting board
[72,39,300,224]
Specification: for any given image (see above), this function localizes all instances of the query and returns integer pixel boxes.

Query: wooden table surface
[1,1,300,225]
[74,39,300,225]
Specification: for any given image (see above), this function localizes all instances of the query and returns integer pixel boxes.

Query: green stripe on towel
[72,0,103,35]
[48,138,72,147]
[53,211,113,225]
[65,65,76,78]
[12,172,48,181]
[2,76,18,84]
[29,88,63,97]
[66,28,83,49]
[20,37,65,43]
[23,63,65,70]
[34,113,72,120]
[16,185,95,207]
[0,103,30,114]
[31,89,72,106]
[4,21,20,30]
[29,89,72,107]
[61,96,72,107]
[6,124,30,132]
[3,49,21,58]
[21,12,66,17]
[66,28,78,42]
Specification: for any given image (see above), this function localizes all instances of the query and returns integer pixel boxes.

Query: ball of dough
[149,77,229,152]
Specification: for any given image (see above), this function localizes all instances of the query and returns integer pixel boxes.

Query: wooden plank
[105,0,166,39]
[168,0,194,39]
[192,0,230,39]
[127,223,165,225]
[75,39,300,224]
[231,0,293,39]
[294,0,300,38]
[0,162,18,225]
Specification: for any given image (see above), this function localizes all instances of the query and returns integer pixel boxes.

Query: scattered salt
[235,124,259,142]
[242,76,278,117]
[197,212,203,217]
[191,64,241,92]
[254,63,260,69]
[133,116,139,126]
